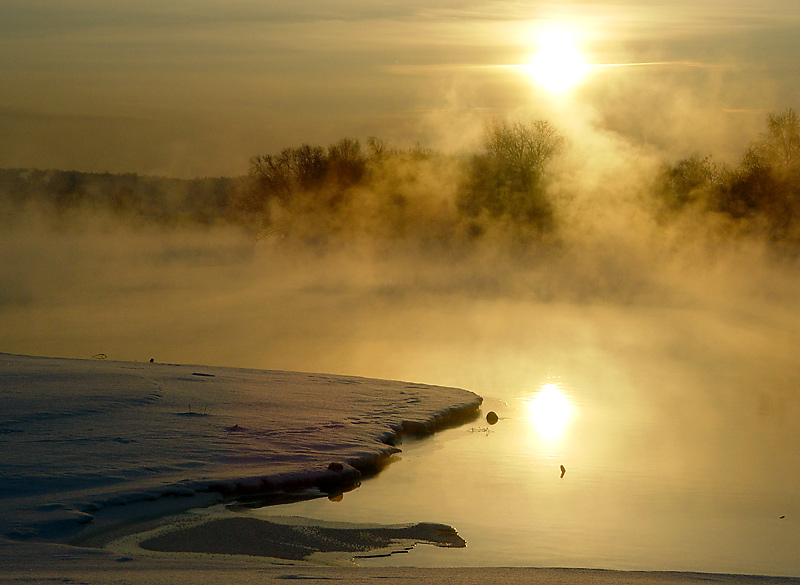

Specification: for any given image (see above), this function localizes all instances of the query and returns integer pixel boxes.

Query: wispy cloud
[1,0,799,175]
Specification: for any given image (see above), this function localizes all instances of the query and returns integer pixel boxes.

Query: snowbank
[0,353,481,542]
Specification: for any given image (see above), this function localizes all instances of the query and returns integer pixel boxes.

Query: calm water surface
[260,374,800,576]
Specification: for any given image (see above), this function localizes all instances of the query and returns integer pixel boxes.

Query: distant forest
[0,169,233,226]
[2,109,799,249]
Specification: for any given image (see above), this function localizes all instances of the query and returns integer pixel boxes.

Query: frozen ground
[0,352,481,544]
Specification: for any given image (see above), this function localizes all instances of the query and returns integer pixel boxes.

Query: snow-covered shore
[3,353,800,584]
[0,352,481,545]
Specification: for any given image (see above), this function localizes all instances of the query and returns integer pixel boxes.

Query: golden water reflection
[522,381,575,441]
[251,369,800,576]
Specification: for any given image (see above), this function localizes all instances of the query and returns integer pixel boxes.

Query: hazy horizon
[2,1,800,178]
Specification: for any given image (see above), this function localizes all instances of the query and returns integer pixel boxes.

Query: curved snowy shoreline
[0,352,482,543]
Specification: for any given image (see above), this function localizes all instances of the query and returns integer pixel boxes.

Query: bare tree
[458,119,564,229]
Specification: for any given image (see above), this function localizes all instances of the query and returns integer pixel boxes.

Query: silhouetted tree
[366,136,396,162]
[326,138,366,188]
[655,109,800,244]
[250,144,328,204]
[760,109,800,171]
[656,155,722,211]
[47,170,84,209]
[458,120,564,230]
[717,109,800,240]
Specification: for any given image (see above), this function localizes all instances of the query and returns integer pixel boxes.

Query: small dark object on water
[226,424,244,432]
[328,462,344,472]
[486,411,499,425]
[92,353,107,360]
[149,358,154,363]
[780,515,786,519]
[560,465,566,478]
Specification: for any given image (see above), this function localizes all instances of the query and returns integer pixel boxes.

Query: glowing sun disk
[526,27,590,94]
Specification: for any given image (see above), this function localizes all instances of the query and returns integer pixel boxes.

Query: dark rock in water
[486,411,499,425]
[560,465,566,478]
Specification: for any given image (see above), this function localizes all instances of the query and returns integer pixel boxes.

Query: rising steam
[1,112,799,416]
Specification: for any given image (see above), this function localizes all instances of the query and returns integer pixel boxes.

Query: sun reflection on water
[524,382,574,440]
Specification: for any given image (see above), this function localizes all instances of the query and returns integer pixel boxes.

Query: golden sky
[1,0,799,177]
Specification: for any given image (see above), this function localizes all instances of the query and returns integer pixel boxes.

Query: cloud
[1,0,800,175]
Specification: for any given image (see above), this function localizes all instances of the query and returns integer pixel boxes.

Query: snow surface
[0,353,482,542]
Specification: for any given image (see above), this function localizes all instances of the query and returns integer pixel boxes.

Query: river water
[3,226,800,576]
[249,288,800,576]
[261,369,800,575]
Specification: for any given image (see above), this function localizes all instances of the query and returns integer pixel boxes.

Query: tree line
[656,109,800,244]
[0,169,231,226]
[2,110,799,249]
[231,121,565,244]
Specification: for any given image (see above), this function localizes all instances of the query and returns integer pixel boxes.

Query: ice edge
[23,392,481,543]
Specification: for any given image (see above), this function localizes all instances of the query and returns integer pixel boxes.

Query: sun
[526,25,590,94]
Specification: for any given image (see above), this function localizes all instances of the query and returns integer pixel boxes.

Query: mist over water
[3,141,800,446]
[2,116,800,574]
